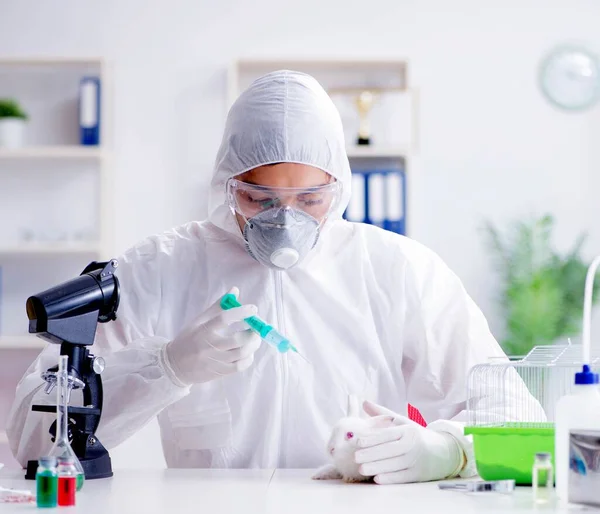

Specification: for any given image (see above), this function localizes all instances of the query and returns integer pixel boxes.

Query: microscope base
[25,453,113,480]
[81,452,114,479]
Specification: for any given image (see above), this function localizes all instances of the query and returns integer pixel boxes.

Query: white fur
[311,410,395,483]
[312,464,342,480]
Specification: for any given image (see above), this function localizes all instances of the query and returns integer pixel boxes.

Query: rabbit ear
[347,394,360,417]
[365,414,396,429]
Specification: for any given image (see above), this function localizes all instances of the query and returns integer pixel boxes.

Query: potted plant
[484,214,600,357]
[0,98,28,148]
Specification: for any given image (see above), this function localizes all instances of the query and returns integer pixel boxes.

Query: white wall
[2,0,600,466]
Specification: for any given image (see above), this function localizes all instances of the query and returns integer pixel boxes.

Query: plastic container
[555,367,600,501]
[464,424,555,485]
[554,256,600,502]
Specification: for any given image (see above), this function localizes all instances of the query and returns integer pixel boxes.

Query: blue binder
[383,169,406,235]
[79,76,101,145]
[0,265,3,335]
[366,171,386,229]
[343,167,406,236]
[344,172,366,223]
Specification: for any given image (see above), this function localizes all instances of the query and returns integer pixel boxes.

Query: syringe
[220,293,310,364]
[438,479,515,494]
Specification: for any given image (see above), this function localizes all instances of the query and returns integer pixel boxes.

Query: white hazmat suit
[7,71,508,478]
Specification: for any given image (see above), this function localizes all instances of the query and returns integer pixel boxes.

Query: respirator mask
[227,177,341,269]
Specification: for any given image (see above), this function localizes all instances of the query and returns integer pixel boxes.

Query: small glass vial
[57,456,77,507]
[532,452,554,503]
[36,456,58,508]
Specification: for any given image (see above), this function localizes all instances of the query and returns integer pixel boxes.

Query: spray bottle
[555,256,600,502]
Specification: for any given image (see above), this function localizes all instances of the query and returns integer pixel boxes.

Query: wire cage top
[466,344,600,427]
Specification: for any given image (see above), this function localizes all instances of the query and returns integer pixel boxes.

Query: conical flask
[47,355,85,491]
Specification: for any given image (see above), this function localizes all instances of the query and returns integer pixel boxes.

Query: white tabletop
[0,468,597,513]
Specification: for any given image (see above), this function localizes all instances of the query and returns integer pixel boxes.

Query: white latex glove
[163,287,261,386]
[354,401,465,485]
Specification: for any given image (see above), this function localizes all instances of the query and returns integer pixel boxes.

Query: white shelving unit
[0,57,114,346]
[228,58,418,155]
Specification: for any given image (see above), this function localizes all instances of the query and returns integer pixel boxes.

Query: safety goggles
[227,178,341,221]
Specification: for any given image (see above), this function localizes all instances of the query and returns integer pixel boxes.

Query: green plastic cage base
[464,424,555,485]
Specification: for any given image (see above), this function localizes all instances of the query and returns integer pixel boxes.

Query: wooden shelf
[0,57,104,67]
[229,58,409,107]
[236,58,407,69]
[346,146,408,159]
[0,146,105,160]
[0,335,46,349]
[0,242,101,255]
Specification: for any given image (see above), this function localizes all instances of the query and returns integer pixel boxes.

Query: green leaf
[0,99,28,120]
[483,214,600,356]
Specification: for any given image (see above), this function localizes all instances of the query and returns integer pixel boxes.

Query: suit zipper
[273,270,288,467]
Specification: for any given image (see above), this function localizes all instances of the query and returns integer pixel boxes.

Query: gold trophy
[355,90,376,145]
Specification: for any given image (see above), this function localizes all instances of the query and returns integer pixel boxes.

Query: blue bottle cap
[575,364,599,385]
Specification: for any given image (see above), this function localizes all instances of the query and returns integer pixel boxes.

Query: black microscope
[23,259,120,481]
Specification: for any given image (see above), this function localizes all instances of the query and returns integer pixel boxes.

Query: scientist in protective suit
[7,70,508,485]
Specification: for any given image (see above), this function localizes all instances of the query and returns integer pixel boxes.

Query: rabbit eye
[345,431,354,440]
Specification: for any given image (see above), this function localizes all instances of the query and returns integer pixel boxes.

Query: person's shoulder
[119,220,212,265]
[349,222,457,287]
[350,222,442,264]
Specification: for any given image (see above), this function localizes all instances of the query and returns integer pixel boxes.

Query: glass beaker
[47,355,85,491]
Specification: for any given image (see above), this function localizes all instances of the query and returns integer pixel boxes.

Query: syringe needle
[291,346,312,365]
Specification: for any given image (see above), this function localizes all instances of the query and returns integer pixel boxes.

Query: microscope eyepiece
[26,260,120,346]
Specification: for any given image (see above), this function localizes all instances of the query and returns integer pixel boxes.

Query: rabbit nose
[329,447,335,455]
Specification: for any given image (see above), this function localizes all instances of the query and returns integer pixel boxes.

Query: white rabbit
[312,395,395,483]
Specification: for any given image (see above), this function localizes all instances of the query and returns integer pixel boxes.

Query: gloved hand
[354,401,465,485]
[164,287,261,386]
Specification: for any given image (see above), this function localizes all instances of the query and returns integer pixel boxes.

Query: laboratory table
[1,468,598,513]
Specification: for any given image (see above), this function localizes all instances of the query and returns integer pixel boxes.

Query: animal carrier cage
[464,343,600,484]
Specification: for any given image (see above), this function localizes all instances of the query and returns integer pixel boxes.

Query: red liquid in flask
[58,476,76,506]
